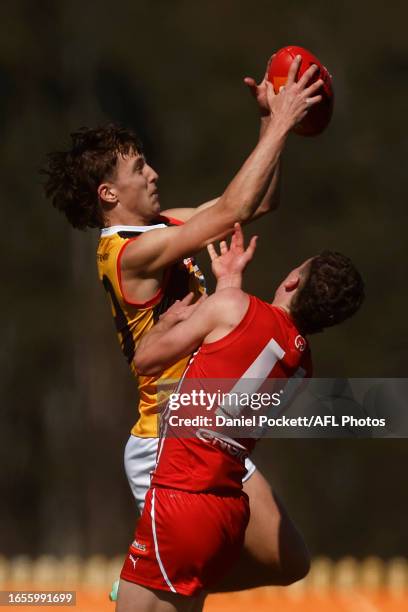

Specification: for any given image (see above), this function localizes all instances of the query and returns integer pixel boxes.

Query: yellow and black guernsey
[97,215,206,437]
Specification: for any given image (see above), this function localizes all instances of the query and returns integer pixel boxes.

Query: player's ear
[284,275,300,292]
[98,182,118,206]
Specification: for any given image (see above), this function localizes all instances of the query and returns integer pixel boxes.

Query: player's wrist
[216,273,243,291]
[259,115,271,136]
[266,116,291,139]
[261,117,290,146]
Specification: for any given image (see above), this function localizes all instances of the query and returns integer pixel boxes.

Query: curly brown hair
[290,251,365,335]
[42,124,143,230]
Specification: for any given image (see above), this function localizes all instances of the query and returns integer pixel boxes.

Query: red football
[267,45,334,136]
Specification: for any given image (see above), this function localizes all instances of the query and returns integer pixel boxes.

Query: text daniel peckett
[167,415,386,428]
[166,391,386,428]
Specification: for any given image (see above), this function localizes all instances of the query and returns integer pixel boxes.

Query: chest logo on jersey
[196,428,248,462]
[294,335,307,352]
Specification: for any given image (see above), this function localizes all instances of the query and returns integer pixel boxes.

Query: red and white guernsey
[152,294,313,494]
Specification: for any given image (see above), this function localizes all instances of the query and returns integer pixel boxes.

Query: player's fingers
[207,243,218,261]
[297,63,319,89]
[295,111,308,125]
[232,227,243,251]
[163,301,178,315]
[180,292,194,305]
[220,240,228,255]
[244,77,257,98]
[264,53,275,79]
[245,235,258,260]
[233,223,244,250]
[265,80,276,104]
[197,293,208,304]
[303,78,323,98]
[188,293,208,314]
[186,293,207,312]
[305,94,323,108]
[286,55,302,85]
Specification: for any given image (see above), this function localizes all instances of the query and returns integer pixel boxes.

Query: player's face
[113,151,160,220]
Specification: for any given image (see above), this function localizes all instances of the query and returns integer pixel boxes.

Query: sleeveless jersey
[152,294,312,493]
[96,216,206,437]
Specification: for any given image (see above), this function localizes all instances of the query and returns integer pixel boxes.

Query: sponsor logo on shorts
[131,540,147,552]
[129,554,138,570]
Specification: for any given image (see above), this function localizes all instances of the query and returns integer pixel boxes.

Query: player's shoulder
[119,219,180,273]
[196,288,247,320]
[209,288,249,321]
[212,287,247,304]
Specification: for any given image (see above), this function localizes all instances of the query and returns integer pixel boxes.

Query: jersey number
[102,275,135,364]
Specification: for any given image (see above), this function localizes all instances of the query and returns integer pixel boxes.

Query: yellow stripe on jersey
[96,218,206,438]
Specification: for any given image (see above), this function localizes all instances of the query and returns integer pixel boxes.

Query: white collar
[101,223,167,236]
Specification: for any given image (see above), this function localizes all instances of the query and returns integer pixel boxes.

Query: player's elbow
[268,185,281,212]
[214,192,251,224]
[234,197,261,223]
[256,185,280,217]
[237,197,275,223]
[257,197,276,217]
[133,353,163,377]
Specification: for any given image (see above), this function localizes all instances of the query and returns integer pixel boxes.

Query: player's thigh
[116,579,194,612]
[243,469,310,576]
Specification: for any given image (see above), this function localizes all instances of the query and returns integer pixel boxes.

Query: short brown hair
[42,124,143,230]
[290,251,365,335]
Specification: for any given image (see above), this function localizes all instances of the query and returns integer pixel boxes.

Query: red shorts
[120,486,250,596]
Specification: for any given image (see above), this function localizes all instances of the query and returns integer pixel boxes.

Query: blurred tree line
[1,0,407,558]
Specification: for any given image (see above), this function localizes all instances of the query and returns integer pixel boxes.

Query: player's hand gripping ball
[268,46,334,136]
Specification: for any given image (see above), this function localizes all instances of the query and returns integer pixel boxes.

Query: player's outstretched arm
[123,58,323,276]
[134,293,218,376]
[134,288,248,376]
[242,53,282,218]
[163,55,282,223]
[207,223,258,291]
[164,53,316,224]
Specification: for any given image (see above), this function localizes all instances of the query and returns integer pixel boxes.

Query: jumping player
[117,225,364,611]
[42,56,324,591]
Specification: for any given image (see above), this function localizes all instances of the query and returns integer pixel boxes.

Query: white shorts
[124,435,257,514]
